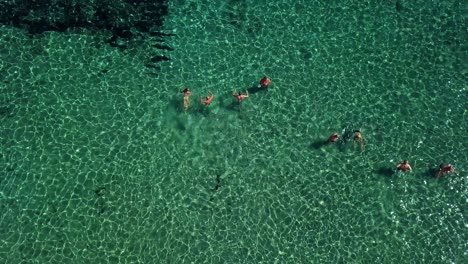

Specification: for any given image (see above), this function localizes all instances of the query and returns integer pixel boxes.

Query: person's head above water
[259,76,271,87]
[328,133,340,142]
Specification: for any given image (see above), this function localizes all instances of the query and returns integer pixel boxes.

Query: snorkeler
[233,90,249,102]
[396,160,412,172]
[353,130,365,148]
[200,90,214,106]
[340,124,355,144]
[435,164,456,178]
[258,76,271,89]
[182,88,191,112]
[328,133,340,143]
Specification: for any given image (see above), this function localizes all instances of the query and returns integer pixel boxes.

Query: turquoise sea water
[1,0,467,263]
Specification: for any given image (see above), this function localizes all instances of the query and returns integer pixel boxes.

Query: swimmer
[233,90,249,102]
[182,88,191,112]
[328,133,340,143]
[200,90,214,106]
[396,160,412,172]
[353,130,365,148]
[435,164,455,178]
[259,76,271,88]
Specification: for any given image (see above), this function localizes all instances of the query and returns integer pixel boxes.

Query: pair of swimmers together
[181,76,272,112]
[395,160,456,177]
[328,130,364,148]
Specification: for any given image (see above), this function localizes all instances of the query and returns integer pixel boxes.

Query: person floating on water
[233,89,249,102]
[435,164,455,178]
[328,133,340,143]
[258,76,271,89]
[182,88,192,112]
[353,130,365,148]
[200,90,214,106]
[396,160,412,172]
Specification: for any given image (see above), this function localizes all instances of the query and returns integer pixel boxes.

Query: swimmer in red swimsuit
[259,76,271,89]
[200,90,214,106]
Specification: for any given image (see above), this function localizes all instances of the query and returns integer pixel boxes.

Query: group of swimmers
[181,76,271,112]
[326,123,456,178]
[180,76,456,178]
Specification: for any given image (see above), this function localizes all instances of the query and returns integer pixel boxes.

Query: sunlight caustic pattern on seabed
[0,0,466,263]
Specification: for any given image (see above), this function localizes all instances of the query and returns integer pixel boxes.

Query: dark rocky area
[0,0,169,45]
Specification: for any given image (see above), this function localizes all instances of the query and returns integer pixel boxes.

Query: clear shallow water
[1,0,467,263]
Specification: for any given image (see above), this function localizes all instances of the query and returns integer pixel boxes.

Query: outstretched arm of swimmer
[245,90,249,97]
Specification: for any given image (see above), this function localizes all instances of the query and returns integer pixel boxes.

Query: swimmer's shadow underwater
[169,94,184,113]
[375,167,396,177]
[218,91,244,112]
[174,117,187,131]
[247,84,268,95]
[309,138,353,150]
[310,139,328,149]
[423,167,446,178]
[196,105,213,116]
